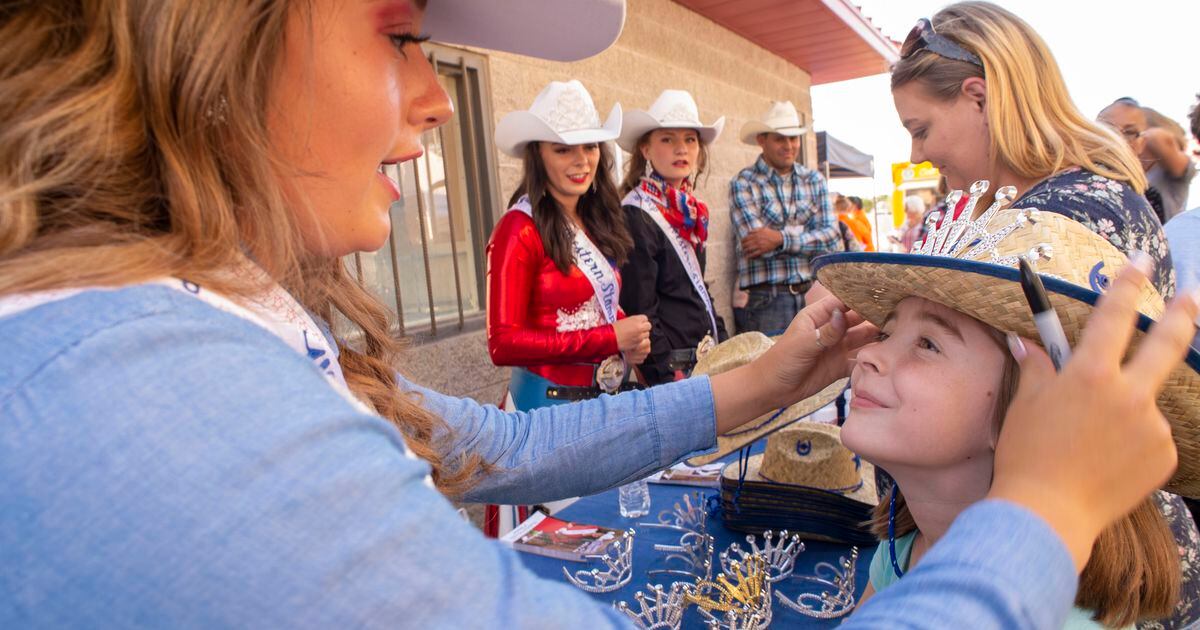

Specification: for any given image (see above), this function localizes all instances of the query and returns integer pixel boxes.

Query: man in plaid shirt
[730,101,841,335]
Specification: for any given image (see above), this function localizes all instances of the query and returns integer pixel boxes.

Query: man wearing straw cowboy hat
[730,100,842,337]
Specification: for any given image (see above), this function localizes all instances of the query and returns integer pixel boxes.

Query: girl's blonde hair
[890,1,1147,193]
[868,327,1180,626]
[0,1,483,495]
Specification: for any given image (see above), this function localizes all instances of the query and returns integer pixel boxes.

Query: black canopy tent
[816,131,874,179]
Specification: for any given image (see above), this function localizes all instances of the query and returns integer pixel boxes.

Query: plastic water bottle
[618,478,651,518]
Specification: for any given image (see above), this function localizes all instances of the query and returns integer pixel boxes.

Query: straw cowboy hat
[813,180,1200,499]
[738,100,807,145]
[727,422,878,506]
[719,422,878,544]
[495,80,622,158]
[425,0,626,62]
[685,332,848,466]
[616,89,725,153]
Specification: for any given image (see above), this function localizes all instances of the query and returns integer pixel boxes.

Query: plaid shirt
[729,156,840,288]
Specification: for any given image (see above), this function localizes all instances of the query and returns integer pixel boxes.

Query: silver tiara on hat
[912,180,1049,268]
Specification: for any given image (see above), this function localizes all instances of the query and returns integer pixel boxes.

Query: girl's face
[537,142,600,206]
[269,0,451,258]
[892,80,990,192]
[841,297,1007,471]
[641,129,701,187]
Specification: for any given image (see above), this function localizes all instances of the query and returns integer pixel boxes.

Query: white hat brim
[616,112,726,153]
[424,0,626,62]
[496,103,623,158]
[739,121,808,145]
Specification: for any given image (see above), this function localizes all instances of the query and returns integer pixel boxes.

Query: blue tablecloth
[516,472,877,628]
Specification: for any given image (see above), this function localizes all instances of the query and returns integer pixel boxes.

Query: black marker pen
[1018,255,1072,371]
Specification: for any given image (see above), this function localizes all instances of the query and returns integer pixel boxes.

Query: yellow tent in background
[890,161,940,228]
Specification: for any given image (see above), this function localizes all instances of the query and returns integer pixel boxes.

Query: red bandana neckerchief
[639,172,709,249]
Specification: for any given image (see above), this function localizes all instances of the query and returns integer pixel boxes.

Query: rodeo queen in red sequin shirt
[487,80,651,411]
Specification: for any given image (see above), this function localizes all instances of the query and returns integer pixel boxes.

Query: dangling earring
[643,159,653,179]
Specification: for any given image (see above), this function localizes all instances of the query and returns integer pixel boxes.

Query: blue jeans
[733,286,805,337]
[508,368,569,411]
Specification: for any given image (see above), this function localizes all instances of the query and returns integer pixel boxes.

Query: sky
[811,0,1200,209]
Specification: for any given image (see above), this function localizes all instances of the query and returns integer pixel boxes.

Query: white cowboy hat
[424,0,626,62]
[738,101,807,145]
[616,89,725,153]
[495,80,622,158]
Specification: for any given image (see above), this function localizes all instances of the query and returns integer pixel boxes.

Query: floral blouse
[1014,166,1175,297]
[1016,167,1196,628]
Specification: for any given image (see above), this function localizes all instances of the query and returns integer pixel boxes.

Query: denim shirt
[1,285,1076,628]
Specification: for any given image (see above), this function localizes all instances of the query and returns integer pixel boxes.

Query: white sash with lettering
[508,196,620,325]
[624,188,719,337]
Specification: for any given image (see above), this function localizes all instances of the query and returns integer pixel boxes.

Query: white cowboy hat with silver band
[616,89,725,152]
[495,80,622,158]
[738,100,807,145]
[424,0,626,62]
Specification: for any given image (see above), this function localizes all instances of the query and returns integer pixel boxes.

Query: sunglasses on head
[900,18,984,68]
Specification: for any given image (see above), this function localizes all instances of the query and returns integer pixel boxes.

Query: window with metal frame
[350,45,499,337]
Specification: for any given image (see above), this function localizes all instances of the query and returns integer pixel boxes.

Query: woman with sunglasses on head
[894,3,1172,293]
[891,3,1200,626]
[615,89,728,384]
[3,0,1198,626]
[487,80,651,411]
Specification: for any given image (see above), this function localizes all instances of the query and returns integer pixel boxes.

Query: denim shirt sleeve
[845,500,1078,629]
[404,375,718,505]
[0,288,646,628]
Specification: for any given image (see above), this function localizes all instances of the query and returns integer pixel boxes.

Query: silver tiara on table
[774,547,860,619]
[639,491,708,536]
[562,529,636,593]
[912,180,1051,267]
[640,492,713,581]
[615,582,690,630]
[719,530,804,584]
[647,531,714,582]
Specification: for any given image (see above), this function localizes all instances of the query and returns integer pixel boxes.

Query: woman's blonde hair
[0,1,483,495]
[890,1,1147,193]
[868,327,1180,626]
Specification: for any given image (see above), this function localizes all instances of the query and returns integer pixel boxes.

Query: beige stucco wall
[400,0,816,403]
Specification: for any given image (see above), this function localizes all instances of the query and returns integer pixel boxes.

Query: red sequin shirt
[485,209,623,387]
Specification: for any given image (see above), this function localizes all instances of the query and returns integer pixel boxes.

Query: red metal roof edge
[817,0,900,65]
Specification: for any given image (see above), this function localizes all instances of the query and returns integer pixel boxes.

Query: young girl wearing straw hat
[487,80,651,410]
[817,186,1200,628]
[616,89,728,384]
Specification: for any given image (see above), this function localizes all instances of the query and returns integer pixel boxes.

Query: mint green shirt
[869,531,1126,630]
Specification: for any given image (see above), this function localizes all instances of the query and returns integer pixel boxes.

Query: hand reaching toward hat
[709,296,877,435]
[988,256,1200,572]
